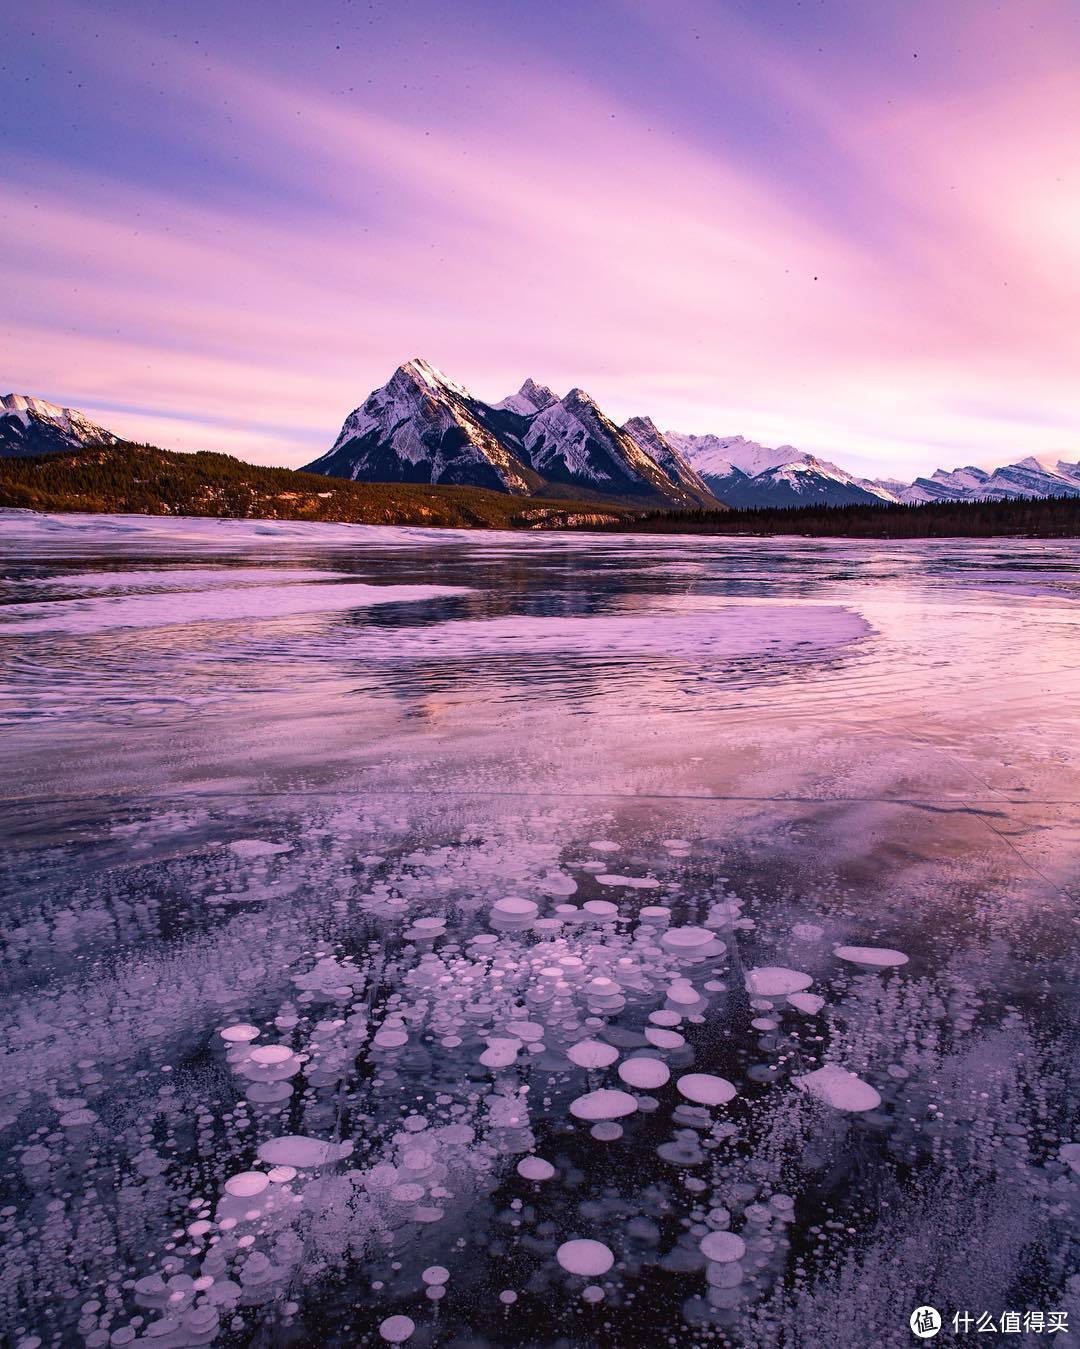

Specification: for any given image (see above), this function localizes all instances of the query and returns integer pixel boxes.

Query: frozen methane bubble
[569,1089,638,1120]
[618,1058,671,1089]
[219,1024,260,1042]
[645,1027,685,1049]
[834,945,909,968]
[379,1315,415,1343]
[556,1239,615,1276]
[793,1064,882,1112]
[248,1044,294,1064]
[480,1038,522,1068]
[422,1266,449,1285]
[490,897,539,928]
[1059,1143,1080,1174]
[660,926,721,955]
[517,1156,556,1181]
[256,1135,354,1167]
[787,992,825,1014]
[676,1074,737,1106]
[227,839,292,858]
[700,1231,746,1263]
[745,967,813,996]
[566,1040,619,1069]
[223,1171,270,1198]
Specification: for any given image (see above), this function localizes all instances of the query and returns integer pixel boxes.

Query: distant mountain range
[303,360,1080,507]
[3,366,1079,508]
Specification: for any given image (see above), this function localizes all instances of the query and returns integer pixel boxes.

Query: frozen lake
[1,511,1078,1347]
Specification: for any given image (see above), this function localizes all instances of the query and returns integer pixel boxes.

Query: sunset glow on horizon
[2,0,1078,477]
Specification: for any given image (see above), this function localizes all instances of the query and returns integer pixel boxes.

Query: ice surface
[2,580,469,634]
[1,521,1077,1349]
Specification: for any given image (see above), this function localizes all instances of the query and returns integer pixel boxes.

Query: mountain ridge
[303,360,719,509]
[3,366,1077,508]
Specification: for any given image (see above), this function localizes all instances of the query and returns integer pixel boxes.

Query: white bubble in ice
[787,993,825,1014]
[220,1025,260,1043]
[493,897,539,919]
[745,967,813,996]
[700,1231,746,1263]
[660,926,717,953]
[1059,1143,1080,1174]
[228,839,292,858]
[556,1239,614,1276]
[566,1040,619,1069]
[379,1315,415,1343]
[517,1156,556,1181]
[373,1028,409,1048]
[480,1038,522,1068]
[676,1074,737,1106]
[793,1064,882,1112]
[248,1044,294,1064]
[834,945,909,968]
[644,1028,685,1050]
[596,874,659,889]
[422,1266,450,1285]
[223,1172,269,1198]
[618,1058,670,1089]
[569,1089,638,1120]
[257,1135,354,1167]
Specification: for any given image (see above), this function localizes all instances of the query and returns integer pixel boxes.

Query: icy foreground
[0,516,1078,1348]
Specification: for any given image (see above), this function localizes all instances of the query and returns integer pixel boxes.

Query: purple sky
[2,0,1078,476]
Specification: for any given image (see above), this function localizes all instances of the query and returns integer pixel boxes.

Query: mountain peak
[624,414,660,436]
[394,357,470,399]
[494,378,558,416]
[1,393,120,458]
[3,393,69,420]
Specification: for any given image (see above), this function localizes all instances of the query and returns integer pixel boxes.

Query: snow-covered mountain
[493,378,558,417]
[667,432,897,506]
[1,394,120,458]
[305,361,719,507]
[890,457,1080,503]
[11,371,1073,514]
[303,359,544,494]
[520,391,714,505]
[621,416,716,501]
[665,432,806,480]
[668,427,1080,507]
